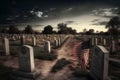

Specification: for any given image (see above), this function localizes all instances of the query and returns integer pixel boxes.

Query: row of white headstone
[90,37,117,52]
[1,34,69,56]
[0,37,67,80]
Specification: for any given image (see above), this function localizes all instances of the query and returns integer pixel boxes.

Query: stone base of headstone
[11,70,41,80]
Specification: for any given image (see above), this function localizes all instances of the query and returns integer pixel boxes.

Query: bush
[51,58,71,72]
[36,53,57,61]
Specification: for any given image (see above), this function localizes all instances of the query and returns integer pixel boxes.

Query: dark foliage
[42,25,55,34]
[51,58,71,72]
[24,25,34,34]
[36,53,57,61]
[8,25,20,34]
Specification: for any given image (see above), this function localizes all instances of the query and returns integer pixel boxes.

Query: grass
[35,53,57,61]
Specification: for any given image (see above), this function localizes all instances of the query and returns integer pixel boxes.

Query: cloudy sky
[0,0,120,32]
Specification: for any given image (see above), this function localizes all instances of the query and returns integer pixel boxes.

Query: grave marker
[19,45,35,72]
[44,41,51,53]
[90,45,109,80]
[3,38,10,56]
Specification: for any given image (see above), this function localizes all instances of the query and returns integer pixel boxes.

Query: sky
[0,0,120,32]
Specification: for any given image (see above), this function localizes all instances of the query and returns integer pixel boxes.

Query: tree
[106,16,120,29]
[42,25,54,34]
[85,29,94,35]
[57,23,76,34]
[24,25,34,34]
[106,16,120,35]
[57,23,67,34]
[8,25,20,34]
[1,28,8,33]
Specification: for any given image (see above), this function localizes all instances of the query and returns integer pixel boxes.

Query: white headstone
[32,36,36,46]
[19,45,35,72]
[54,39,58,47]
[103,39,106,46]
[3,38,10,56]
[95,38,98,45]
[44,41,51,53]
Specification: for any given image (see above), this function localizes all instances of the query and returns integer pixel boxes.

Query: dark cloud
[0,0,120,25]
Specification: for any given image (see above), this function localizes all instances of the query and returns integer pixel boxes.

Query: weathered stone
[90,45,109,80]
[103,39,106,46]
[21,35,25,45]
[111,40,115,52]
[19,45,35,72]
[32,36,36,46]
[44,41,51,53]
[3,38,10,56]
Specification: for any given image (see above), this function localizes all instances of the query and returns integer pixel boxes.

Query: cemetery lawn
[0,36,90,80]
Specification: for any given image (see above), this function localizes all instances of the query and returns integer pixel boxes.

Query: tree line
[0,23,77,34]
[0,16,120,35]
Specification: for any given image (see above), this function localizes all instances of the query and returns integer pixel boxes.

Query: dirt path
[40,36,86,80]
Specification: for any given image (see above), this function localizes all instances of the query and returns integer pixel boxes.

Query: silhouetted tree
[106,16,120,35]
[42,25,54,34]
[85,29,94,35]
[1,28,8,33]
[57,23,77,34]
[57,23,67,34]
[24,25,34,34]
[8,25,20,34]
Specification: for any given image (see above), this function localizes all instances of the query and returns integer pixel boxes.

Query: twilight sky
[0,0,120,32]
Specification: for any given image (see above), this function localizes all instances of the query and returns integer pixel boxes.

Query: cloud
[50,8,56,11]
[92,21,108,25]
[44,15,48,18]
[91,19,100,22]
[64,21,75,24]
[30,10,43,18]
[66,8,73,11]
[91,7,119,18]
[35,24,44,27]
[35,11,43,17]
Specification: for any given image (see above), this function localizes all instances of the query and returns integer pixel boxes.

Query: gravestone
[111,40,115,52]
[58,38,61,46]
[94,38,98,45]
[20,35,25,45]
[44,41,51,53]
[103,39,106,46]
[11,45,40,80]
[90,45,109,80]
[91,38,94,46]
[19,45,35,72]
[54,39,58,47]
[3,38,10,56]
[32,36,36,46]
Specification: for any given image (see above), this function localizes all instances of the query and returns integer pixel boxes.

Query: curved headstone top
[19,45,35,72]
[97,45,109,54]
